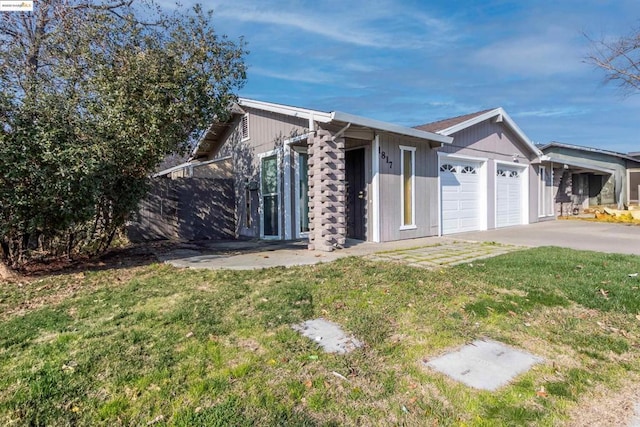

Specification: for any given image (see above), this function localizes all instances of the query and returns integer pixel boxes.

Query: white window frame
[259,149,281,240]
[399,145,417,230]
[293,147,310,239]
[240,114,250,141]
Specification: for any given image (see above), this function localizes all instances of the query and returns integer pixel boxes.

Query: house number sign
[378,147,393,168]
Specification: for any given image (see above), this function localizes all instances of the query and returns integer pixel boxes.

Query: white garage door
[440,159,482,234]
[496,165,525,228]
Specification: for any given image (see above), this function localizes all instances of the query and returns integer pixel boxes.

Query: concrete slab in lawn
[293,318,363,354]
[424,339,543,391]
[629,403,640,427]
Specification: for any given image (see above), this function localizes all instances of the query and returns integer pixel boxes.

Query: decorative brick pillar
[307,128,346,251]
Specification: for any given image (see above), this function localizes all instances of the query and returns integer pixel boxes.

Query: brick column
[307,128,346,251]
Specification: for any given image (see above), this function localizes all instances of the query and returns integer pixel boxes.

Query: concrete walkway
[157,237,523,270]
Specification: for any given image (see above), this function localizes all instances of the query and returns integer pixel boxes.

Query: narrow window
[261,154,279,238]
[241,114,249,141]
[245,183,252,227]
[400,146,416,228]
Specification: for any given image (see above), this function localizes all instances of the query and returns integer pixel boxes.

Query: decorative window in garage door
[461,165,477,174]
[497,169,520,178]
[440,163,456,173]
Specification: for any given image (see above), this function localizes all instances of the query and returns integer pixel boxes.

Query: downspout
[309,113,315,132]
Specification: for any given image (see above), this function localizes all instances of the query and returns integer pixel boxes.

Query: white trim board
[371,135,381,242]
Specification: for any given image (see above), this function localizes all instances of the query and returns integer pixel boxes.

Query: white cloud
[249,66,367,89]
[250,67,335,85]
[514,107,588,118]
[210,1,456,49]
[471,28,588,76]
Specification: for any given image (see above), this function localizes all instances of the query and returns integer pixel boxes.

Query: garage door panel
[459,200,479,210]
[440,159,483,235]
[496,166,524,228]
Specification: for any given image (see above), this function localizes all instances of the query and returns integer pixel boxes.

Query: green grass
[1,247,640,425]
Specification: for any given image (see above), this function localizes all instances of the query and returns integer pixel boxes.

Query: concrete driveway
[456,220,640,255]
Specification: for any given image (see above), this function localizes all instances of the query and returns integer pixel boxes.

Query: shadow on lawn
[11,238,310,279]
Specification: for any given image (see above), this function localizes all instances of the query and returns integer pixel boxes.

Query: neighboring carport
[540,142,640,213]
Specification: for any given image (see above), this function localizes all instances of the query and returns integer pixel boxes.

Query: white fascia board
[439,108,542,157]
[331,111,452,144]
[239,98,332,123]
[153,156,232,178]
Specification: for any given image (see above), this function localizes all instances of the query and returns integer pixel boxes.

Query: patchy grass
[1,247,640,426]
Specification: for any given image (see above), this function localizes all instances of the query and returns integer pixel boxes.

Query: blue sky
[174,0,639,153]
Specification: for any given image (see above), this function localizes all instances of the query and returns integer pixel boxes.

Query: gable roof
[540,141,640,163]
[414,107,542,157]
[414,109,494,133]
[191,99,453,160]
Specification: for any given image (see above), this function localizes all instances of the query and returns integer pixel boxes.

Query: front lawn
[2,247,640,426]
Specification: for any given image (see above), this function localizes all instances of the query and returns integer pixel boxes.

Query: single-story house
[185,99,548,250]
[539,142,640,215]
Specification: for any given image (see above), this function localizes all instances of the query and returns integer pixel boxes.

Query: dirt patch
[14,244,158,277]
[565,375,640,426]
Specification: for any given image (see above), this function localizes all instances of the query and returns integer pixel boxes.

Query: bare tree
[587,28,640,92]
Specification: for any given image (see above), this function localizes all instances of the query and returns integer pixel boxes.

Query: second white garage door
[496,165,525,228]
[440,159,483,234]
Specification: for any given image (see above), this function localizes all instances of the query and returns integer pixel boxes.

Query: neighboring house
[189,99,547,250]
[540,142,640,215]
[415,108,550,234]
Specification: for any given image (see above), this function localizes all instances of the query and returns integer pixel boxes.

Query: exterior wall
[192,158,233,179]
[527,164,539,222]
[128,177,235,242]
[437,119,538,229]
[377,133,439,242]
[214,107,309,239]
[536,163,555,219]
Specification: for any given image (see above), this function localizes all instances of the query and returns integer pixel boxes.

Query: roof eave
[541,142,640,163]
[239,98,332,123]
[189,104,246,160]
[331,111,452,144]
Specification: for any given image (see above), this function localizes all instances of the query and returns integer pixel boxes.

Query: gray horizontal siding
[378,134,438,242]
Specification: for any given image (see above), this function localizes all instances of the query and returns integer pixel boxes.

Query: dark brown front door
[345,148,366,240]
